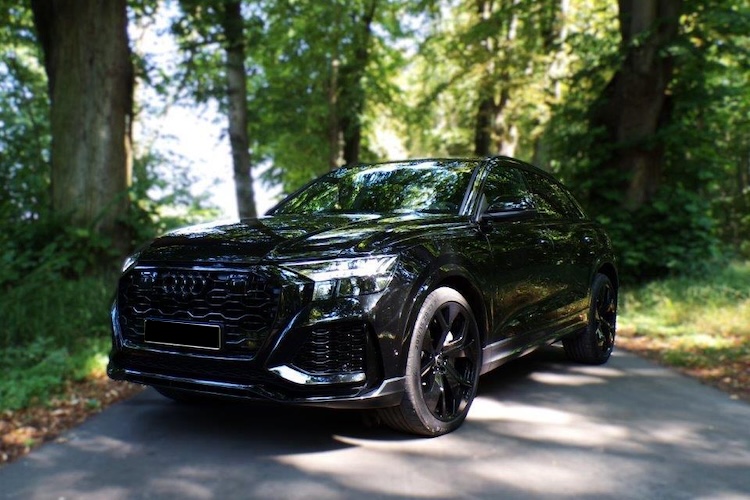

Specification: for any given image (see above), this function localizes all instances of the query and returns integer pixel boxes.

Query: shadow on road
[2,346,749,499]
[128,344,571,450]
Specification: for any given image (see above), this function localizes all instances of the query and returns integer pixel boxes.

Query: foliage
[673,1,750,258]
[401,0,569,159]
[252,0,413,191]
[0,4,50,224]
[127,146,221,245]
[619,261,750,369]
[599,188,720,280]
[0,273,114,411]
[545,0,750,281]
[169,0,412,194]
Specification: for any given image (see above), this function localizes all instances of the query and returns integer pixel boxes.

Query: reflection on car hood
[137,213,465,264]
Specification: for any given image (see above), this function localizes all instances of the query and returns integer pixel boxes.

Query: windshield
[271,161,477,216]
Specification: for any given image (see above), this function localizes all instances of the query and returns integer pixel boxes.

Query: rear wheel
[564,273,617,365]
[379,287,481,436]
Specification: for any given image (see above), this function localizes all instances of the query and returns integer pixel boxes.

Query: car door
[521,170,594,329]
[477,163,555,352]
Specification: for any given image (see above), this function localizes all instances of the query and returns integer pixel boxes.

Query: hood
[136,213,464,265]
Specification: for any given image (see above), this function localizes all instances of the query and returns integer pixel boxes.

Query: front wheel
[379,287,481,436]
[564,273,617,365]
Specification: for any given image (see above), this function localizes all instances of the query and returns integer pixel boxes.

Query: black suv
[108,156,618,436]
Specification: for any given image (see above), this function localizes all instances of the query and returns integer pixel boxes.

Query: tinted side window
[483,167,531,210]
[524,171,582,220]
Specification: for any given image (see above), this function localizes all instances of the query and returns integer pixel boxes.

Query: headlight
[282,255,398,300]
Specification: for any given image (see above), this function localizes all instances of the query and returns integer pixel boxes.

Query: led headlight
[282,255,398,300]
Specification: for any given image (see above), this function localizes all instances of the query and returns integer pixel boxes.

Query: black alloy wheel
[379,287,481,436]
[564,273,617,365]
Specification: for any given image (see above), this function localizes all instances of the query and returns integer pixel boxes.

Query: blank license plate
[144,320,221,350]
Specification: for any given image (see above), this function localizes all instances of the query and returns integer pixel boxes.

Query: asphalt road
[2,347,749,500]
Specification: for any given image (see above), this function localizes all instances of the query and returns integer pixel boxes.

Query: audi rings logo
[160,273,206,297]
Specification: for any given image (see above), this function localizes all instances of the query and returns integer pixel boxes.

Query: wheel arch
[438,275,489,349]
[397,266,489,371]
[596,262,619,291]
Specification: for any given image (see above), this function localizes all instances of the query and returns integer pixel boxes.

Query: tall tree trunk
[340,0,377,165]
[472,0,517,157]
[221,0,257,218]
[327,57,341,169]
[474,94,494,156]
[31,0,133,257]
[473,0,495,157]
[474,82,511,156]
[592,0,682,209]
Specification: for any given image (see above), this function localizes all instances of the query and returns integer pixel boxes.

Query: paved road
[2,348,749,499]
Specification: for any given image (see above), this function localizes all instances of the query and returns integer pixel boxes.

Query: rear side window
[483,167,531,207]
[523,171,584,220]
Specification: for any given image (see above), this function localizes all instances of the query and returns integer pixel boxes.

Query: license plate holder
[144,319,221,350]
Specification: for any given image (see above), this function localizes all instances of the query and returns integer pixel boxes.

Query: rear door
[521,170,594,329]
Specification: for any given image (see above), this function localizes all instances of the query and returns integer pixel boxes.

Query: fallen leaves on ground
[617,329,750,403]
[0,377,143,465]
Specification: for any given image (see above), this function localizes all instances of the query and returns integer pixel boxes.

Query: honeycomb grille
[292,323,367,375]
[118,268,280,353]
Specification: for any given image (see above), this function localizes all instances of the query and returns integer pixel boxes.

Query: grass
[618,261,750,398]
[0,272,116,411]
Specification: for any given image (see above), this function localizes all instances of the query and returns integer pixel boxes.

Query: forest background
[1,0,749,417]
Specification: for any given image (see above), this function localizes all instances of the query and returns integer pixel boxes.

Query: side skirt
[480,310,587,375]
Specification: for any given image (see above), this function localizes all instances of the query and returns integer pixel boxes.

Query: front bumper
[108,360,405,409]
[108,263,411,408]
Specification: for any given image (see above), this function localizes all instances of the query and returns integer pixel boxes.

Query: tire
[563,273,617,365]
[379,287,481,436]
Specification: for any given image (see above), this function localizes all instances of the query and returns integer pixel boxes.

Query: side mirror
[482,196,536,217]
[478,195,536,233]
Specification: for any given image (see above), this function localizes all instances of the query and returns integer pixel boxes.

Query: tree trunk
[472,0,517,157]
[474,95,494,156]
[328,57,341,169]
[593,0,682,209]
[221,0,257,218]
[340,0,377,166]
[31,0,133,257]
[341,113,362,165]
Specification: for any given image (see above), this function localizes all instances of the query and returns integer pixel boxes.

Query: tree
[591,0,683,209]
[172,0,258,218]
[221,1,257,218]
[253,0,408,192]
[338,0,379,165]
[30,0,134,257]
[404,0,564,160]
[545,0,750,278]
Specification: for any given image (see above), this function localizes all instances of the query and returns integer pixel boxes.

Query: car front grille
[118,267,280,354]
[292,323,367,375]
